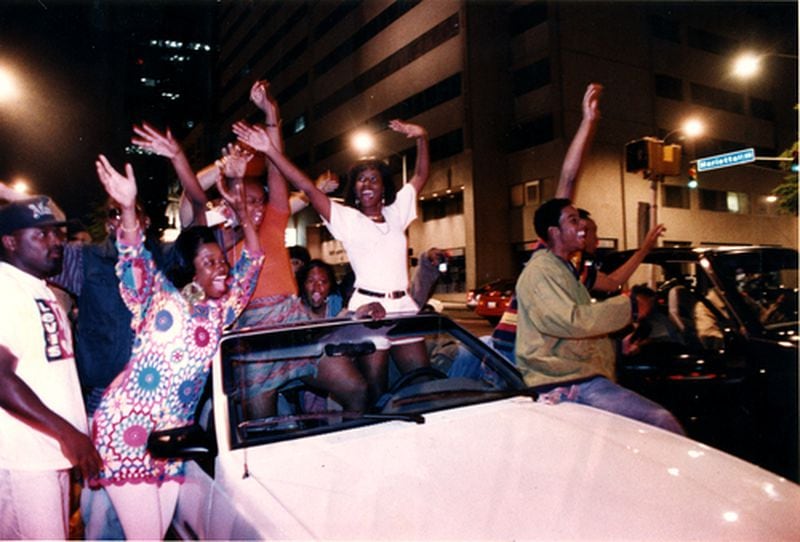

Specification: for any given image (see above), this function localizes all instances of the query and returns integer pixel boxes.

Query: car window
[220,315,525,449]
[712,249,799,328]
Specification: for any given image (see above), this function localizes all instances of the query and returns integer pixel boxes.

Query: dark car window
[711,249,798,329]
[220,315,524,449]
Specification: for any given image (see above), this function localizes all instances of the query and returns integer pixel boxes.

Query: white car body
[163,316,800,540]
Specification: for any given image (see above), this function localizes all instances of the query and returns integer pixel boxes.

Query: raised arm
[250,80,290,213]
[0,344,102,479]
[289,171,340,215]
[233,121,333,222]
[95,155,139,243]
[215,146,260,255]
[593,224,665,293]
[556,83,603,199]
[132,123,208,225]
[0,181,27,202]
[389,119,429,194]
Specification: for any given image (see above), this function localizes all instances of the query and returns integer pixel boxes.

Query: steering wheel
[386,366,448,395]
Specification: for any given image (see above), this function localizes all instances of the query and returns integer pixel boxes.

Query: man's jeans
[538,376,685,435]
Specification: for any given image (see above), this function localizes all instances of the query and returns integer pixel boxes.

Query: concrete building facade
[213,0,798,291]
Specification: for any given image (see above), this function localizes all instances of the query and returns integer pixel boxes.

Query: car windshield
[219,314,525,449]
[712,249,798,329]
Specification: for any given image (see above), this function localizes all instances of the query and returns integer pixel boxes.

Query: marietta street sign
[696,148,756,172]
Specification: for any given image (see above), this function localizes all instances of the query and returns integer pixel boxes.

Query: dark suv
[602,246,798,482]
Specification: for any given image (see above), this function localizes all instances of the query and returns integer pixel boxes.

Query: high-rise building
[213,0,797,291]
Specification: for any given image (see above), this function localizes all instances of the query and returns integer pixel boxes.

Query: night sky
[0,1,216,225]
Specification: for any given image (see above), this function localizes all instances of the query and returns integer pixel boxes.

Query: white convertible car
[150,314,800,540]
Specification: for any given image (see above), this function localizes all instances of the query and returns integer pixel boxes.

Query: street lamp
[0,66,20,103]
[351,131,375,158]
[350,128,408,184]
[732,50,799,79]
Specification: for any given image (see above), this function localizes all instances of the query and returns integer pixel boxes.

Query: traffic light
[687,166,698,189]
[625,138,682,176]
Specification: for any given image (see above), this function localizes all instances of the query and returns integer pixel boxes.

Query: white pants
[0,468,70,539]
[105,481,180,540]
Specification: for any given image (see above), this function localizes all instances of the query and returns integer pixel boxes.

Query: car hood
[224,398,800,540]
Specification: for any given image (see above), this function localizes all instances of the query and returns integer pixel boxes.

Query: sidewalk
[432,291,467,310]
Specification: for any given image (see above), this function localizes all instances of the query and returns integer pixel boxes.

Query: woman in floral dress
[90,153,263,539]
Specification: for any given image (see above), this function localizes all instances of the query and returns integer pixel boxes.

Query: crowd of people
[0,80,684,540]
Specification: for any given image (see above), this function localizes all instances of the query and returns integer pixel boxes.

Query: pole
[649,174,662,288]
[402,153,408,184]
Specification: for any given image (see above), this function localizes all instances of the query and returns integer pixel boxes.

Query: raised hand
[249,80,277,114]
[95,155,137,209]
[216,143,253,179]
[642,223,666,251]
[582,83,603,123]
[314,170,340,194]
[233,121,274,154]
[131,123,181,159]
[389,119,427,139]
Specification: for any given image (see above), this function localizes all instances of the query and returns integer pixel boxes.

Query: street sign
[696,148,755,172]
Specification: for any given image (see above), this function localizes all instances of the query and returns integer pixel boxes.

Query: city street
[437,294,495,338]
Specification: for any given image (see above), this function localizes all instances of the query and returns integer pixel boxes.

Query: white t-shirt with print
[0,262,88,470]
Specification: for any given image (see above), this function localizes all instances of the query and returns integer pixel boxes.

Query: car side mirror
[148,424,217,460]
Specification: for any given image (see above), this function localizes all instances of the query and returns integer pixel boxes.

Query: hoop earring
[181,281,206,304]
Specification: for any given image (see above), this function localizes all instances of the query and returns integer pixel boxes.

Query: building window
[314,74,462,162]
[314,0,421,77]
[511,180,541,208]
[508,1,548,36]
[687,27,737,55]
[291,114,306,135]
[507,114,554,153]
[312,14,460,121]
[750,97,774,121]
[649,15,680,43]
[699,189,749,213]
[654,74,683,101]
[512,58,550,97]
[525,180,540,206]
[690,83,744,114]
[663,184,690,209]
[421,192,464,222]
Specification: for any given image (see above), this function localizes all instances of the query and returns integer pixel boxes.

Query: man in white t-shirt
[0,195,102,539]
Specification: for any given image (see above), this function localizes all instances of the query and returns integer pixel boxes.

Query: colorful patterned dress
[90,234,262,487]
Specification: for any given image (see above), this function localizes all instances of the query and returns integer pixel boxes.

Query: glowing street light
[11,179,30,194]
[351,131,375,158]
[732,52,761,78]
[0,66,20,103]
[732,50,798,79]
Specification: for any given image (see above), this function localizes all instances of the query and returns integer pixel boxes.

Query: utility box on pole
[625,137,682,176]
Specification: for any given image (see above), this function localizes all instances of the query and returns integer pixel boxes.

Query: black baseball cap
[0,196,68,236]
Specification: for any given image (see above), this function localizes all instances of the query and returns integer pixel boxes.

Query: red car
[474,278,516,325]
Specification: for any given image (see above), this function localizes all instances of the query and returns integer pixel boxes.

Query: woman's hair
[344,159,396,208]
[298,258,339,305]
[167,226,218,288]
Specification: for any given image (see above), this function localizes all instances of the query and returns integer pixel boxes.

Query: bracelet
[120,220,140,233]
